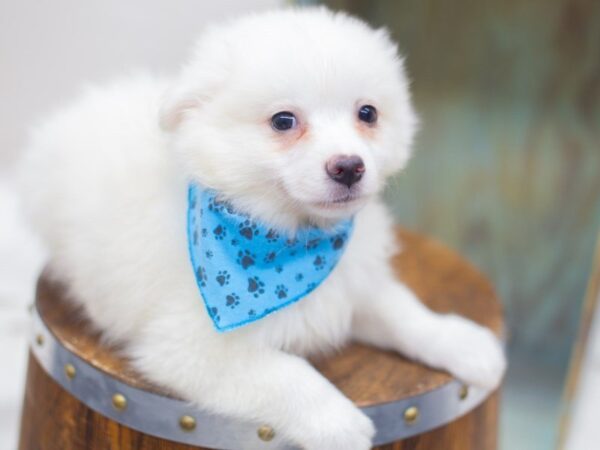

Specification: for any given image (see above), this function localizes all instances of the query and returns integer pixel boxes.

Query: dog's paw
[293,400,374,450]
[432,314,506,390]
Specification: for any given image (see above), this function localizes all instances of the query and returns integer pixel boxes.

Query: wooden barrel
[18,228,504,450]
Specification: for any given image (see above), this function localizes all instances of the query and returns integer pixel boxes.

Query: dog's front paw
[289,398,374,450]
[432,314,506,390]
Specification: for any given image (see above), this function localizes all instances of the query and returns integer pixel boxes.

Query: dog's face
[161,8,417,228]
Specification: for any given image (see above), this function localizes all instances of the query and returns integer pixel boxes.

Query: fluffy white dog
[19,8,505,449]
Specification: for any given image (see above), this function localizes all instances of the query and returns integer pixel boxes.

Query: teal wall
[316,0,600,448]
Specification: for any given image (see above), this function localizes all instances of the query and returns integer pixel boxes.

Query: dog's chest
[243,273,355,356]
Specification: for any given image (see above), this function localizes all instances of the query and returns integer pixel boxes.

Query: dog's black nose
[325,155,365,188]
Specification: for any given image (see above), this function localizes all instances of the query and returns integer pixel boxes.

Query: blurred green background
[301,0,600,448]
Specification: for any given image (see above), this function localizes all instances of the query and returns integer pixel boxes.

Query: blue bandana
[187,184,354,332]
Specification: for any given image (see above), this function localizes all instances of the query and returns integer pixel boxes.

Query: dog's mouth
[313,193,362,209]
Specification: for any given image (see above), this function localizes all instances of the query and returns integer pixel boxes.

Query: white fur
[18,8,505,449]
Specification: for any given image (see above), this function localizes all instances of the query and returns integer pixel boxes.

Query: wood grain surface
[20,228,503,449]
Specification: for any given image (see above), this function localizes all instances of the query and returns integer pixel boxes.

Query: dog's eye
[271,111,297,131]
[358,105,377,124]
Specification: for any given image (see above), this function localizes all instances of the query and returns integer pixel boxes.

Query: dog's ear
[159,83,204,132]
[160,30,231,132]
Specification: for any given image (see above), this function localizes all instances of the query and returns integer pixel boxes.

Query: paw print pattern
[247,276,265,297]
[208,196,226,213]
[305,238,320,250]
[264,251,277,264]
[201,228,208,238]
[331,233,347,250]
[295,273,304,282]
[209,306,220,322]
[216,270,230,286]
[248,309,256,317]
[196,266,208,287]
[231,238,239,247]
[225,293,240,308]
[239,220,259,240]
[285,238,298,247]
[275,284,288,299]
[266,229,279,242]
[306,282,317,291]
[205,250,214,259]
[193,230,199,245]
[275,265,283,273]
[237,250,256,269]
[313,255,326,270]
[213,225,227,240]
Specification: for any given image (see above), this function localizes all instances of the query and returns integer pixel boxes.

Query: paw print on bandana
[295,273,304,282]
[266,229,279,243]
[201,228,208,238]
[331,233,346,250]
[313,255,326,271]
[205,250,214,259]
[239,219,259,240]
[264,251,277,264]
[307,282,317,291]
[237,250,256,269]
[248,309,256,317]
[275,284,288,299]
[231,238,239,247]
[196,266,208,287]
[208,196,226,213]
[209,306,220,323]
[189,195,197,209]
[305,238,321,250]
[225,293,240,309]
[216,270,230,286]
[275,265,283,273]
[193,230,199,245]
[285,237,298,247]
[213,224,227,240]
[247,276,265,297]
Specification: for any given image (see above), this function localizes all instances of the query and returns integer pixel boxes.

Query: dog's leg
[129,308,375,450]
[351,280,506,389]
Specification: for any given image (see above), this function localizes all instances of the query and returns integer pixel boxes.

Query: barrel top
[36,228,503,408]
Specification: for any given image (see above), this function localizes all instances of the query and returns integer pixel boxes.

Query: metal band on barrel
[31,307,492,448]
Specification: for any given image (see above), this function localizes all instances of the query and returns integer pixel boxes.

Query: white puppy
[19,7,505,450]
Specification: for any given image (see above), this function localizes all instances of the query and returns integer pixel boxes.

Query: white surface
[564,293,600,450]
[0,177,45,449]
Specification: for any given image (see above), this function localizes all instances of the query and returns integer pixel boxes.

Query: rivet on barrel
[112,393,127,411]
[64,363,76,379]
[459,384,469,400]
[403,406,419,424]
[35,334,44,346]
[179,415,197,432]
[257,425,276,442]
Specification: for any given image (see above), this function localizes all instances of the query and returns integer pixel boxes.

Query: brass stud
[179,415,197,432]
[35,334,44,346]
[459,384,469,400]
[403,406,419,424]
[112,393,127,411]
[64,363,76,379]
[257,425,275,442]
